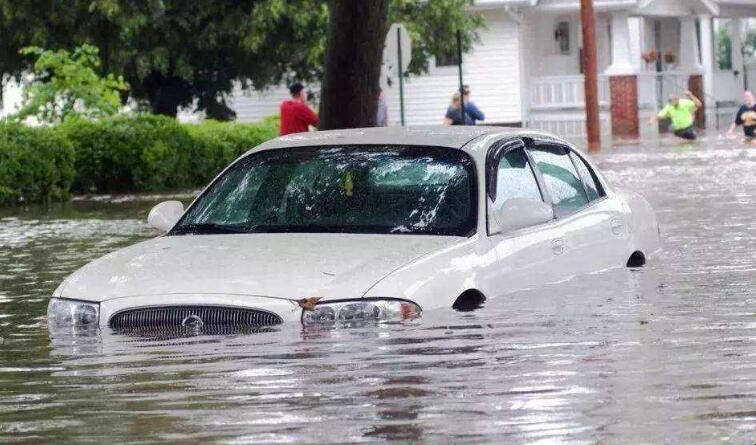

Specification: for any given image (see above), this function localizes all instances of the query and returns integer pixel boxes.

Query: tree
[319,0,389,130]
[319,0,482,129]
[10,44,127,124]
[0,0,481,123]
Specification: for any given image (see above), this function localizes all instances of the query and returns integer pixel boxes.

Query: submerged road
[0,136,754,443]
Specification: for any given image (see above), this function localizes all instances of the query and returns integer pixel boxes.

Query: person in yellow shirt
[649,90,703,140]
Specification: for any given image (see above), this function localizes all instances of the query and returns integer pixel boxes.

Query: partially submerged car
[48,126,660,331]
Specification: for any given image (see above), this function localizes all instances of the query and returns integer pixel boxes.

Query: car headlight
[301,298,421,325]
[47,298,100,327]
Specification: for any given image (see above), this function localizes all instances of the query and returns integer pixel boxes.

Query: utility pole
[580,0,601,151]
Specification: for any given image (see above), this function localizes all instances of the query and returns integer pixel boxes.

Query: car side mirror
[489,197,554,235]
[147,200,184,232]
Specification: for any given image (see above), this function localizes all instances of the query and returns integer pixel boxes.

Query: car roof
[250,125,568,155]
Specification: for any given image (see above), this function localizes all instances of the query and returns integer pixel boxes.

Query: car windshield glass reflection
[172,146,476,236]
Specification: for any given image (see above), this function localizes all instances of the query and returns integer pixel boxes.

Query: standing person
[279,82,319,136]
[443,92,473,126]
[727,90,756,140]
[462,84,485,125]
[376,88,388,127]
[649,90,702,140]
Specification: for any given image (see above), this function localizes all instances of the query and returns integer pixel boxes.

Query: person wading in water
[727,90,756,143]
[649,90,703,141]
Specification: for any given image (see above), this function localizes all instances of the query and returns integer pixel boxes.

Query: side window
[529,146,589,216]
[569,152,604,201]
[495,148,543,203]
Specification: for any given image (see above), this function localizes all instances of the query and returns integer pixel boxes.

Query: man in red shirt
[279,82,319,135]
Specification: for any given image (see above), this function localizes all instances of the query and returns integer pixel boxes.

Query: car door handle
[551,238,565,255]
[610,217,624,235]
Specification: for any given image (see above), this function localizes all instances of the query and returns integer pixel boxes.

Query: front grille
[109,305,283,329]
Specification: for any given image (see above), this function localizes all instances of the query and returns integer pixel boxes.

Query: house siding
[218,9,523,126]
[387,9,522,126]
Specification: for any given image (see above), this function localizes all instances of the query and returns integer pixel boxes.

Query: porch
[520,0,756,139]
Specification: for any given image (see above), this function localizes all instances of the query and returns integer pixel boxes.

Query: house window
[556,21,570,54]
[435,49,460,67]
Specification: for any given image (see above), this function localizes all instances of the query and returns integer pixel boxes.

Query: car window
[569,152,604,201]
[529,146,589,216]
[495,148,542,203]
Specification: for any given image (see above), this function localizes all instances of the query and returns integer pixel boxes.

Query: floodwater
[1,136,755,444]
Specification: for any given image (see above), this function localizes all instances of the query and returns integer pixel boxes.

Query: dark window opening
[436,49,460,67]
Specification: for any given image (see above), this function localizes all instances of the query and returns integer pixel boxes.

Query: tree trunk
[319,0,389,130]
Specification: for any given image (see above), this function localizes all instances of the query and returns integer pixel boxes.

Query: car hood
[58,233,461,302]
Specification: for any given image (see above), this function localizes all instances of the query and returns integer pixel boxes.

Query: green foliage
[0,118,277,206]
[60,115,193,193]
[390,0,483,75]
[0,0,482,119]
[717,28,733,70]
[60,115,277,194]
[184,118,278,185]
[10,44,128,124]
[0,122,75,205]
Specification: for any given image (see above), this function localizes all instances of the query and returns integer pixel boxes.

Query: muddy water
[1,138,755,444]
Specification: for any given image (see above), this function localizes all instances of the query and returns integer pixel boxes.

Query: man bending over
[649,90,702,140]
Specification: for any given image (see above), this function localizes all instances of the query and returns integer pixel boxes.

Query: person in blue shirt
[443,92,474,125]
[445,85,485,125]
[461,85,485,125]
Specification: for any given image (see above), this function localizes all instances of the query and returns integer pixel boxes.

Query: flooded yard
[1,136,755,443]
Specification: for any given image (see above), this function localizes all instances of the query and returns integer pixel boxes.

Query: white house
[4,0,756,139]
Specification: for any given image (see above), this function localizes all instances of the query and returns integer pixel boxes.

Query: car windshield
[172,145,477,236]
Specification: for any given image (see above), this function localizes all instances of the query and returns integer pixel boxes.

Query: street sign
[383,23,411,75]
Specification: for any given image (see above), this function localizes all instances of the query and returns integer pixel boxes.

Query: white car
[48,126,660,331]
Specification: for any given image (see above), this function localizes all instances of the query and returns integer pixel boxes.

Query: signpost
[457,29,465,121]
[383,23,411,125]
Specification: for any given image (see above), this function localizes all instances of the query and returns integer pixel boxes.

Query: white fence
[528,112,611,138]
[529,75,610,110]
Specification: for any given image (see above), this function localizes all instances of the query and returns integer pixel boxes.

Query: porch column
[679,16,705,128]
[605,12,639,139]
[699,15,715,128]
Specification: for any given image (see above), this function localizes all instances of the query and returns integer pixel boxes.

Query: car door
[485,139,569,294]
[526,142,629,275]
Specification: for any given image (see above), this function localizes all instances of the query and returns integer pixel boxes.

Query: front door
[486,140,567,294]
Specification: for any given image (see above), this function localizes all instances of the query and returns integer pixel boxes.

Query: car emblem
[182,314,204,328]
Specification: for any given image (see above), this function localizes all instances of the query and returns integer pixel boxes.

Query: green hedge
[0,123,75,205]
[0,115,277,205]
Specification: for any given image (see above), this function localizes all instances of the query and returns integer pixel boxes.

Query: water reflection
[1,140,755,443]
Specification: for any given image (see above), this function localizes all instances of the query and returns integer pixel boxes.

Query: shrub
[184,118,278,184]
[60,115,195,193]
[0,116,278,205]
[0,123,75,205]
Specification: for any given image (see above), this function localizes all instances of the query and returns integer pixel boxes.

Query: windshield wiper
[171,223,247,235]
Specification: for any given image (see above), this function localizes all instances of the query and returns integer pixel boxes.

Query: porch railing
[529,75,610,110]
